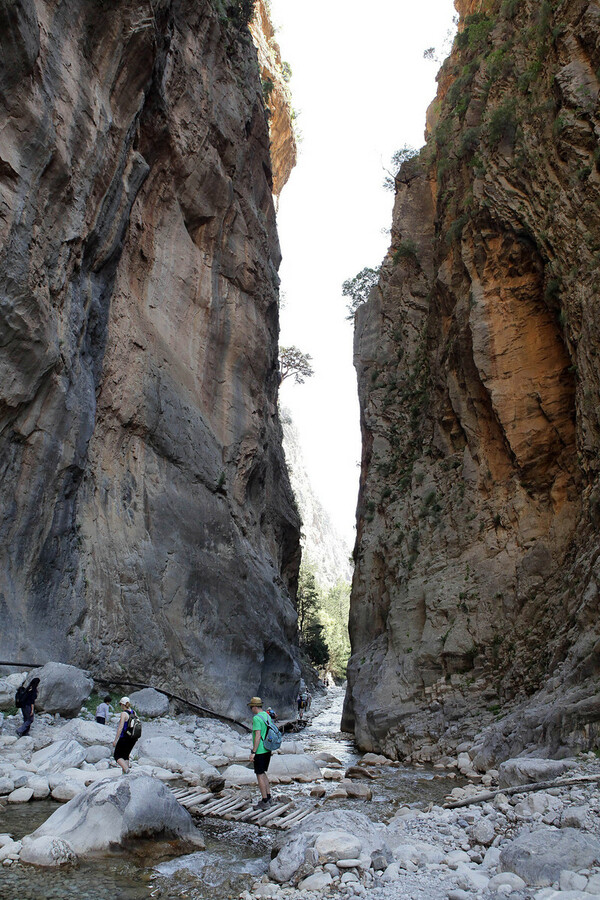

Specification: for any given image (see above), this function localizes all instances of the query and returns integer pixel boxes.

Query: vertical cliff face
[0,0,301,718]
[346,0,600,762]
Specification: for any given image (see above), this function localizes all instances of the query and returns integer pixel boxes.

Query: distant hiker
[305,691,312,711]
[266,706,278,722]
[112,697,141,774]
[96,695,111,725]
[297,693,304,720]
[17,677,40,737]
[249,696,273,810]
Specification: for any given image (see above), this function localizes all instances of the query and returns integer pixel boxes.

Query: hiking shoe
[253,798,271,811]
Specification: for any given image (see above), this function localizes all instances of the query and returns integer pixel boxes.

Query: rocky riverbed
[1,673,600,900]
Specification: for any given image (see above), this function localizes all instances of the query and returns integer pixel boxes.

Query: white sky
[273,0,457,548]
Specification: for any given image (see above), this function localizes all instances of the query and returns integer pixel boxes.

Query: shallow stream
[0,687,458,900]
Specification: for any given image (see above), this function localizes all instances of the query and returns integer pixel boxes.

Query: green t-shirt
[252,712,270,754]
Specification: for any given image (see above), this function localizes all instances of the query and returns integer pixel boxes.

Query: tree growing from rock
[279,346,314,385]
[342,266,380,320]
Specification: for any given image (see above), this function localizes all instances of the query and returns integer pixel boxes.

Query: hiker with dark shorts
[17,678,40,737]
[249,696,272,810]
[112,697,139,774]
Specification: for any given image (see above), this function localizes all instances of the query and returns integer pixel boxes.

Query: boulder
[31,740,87,774]
[268,755,322,780]
[20,835,78,867]
[28,776,50,799]
[8,786,34,803]
[298,871,332,891]
[0,673,27,711]
[54,720,113,747]
[128,688,170,718]
[35,663,93,718]
[269,833,310,883]
[223,764,257,786]
[314,831,363,862]
[22,775,204,858]
[137,736,219,783]
[86,745,112,764]
[498,758,576,788]
[499,826,600,886]
[0,776,15,795]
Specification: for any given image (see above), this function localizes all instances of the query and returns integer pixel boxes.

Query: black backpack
[126,709,142,740]
[14,685,27,708]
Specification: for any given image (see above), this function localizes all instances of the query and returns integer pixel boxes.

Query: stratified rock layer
[345,0,600,762]
[0,0,301,719]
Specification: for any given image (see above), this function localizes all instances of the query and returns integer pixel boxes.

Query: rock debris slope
[345,0,600,762]
[0,0,301,718]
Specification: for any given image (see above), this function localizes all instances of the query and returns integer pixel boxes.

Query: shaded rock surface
[345,0,600,763]
[0,0,301,720]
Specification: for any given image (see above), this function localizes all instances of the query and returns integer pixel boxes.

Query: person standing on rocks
[112,697,139,774]
[96,694,111,725]
[249,696,272,810]
[17,677,40,737]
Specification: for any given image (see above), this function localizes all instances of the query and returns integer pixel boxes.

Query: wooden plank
[180,793,213,808]
[174,789,210,804]
[199,797,243,817]
[253,801,295,826]
[275,807,311,829]
[227,803,255,821]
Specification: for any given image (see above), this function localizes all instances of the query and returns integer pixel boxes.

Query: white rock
[19,835,77,867]
[136,736,219,782]
[586,872,600,894]
[314,831,363,862]
[251,883,280,898]
[31,740,87,774]
[340,871,359,884]
[483,846,501,869]
[8,786,33,803]
[560,870,589,891]
[85,745,111,764]
[51,781,83,802]
[28,776,50,799]
[128,688,169,718]
[298,871,332,891]
[381,863,400,882]
[0,840,22,862]
[446,849,471,867]
[489,872,527,890]
[0,776,14,795]
[23,774,203,857]
[471,817,496,845]
[562,807,589,829]
[498,758,576,788]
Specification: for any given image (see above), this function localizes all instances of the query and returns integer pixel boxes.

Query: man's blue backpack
[260,712,283,751]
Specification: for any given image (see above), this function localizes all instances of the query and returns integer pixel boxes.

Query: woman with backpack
[16,677,40,737]
[112,697,141,774]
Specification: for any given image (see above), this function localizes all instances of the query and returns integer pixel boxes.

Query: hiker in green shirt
[248,696,272,811]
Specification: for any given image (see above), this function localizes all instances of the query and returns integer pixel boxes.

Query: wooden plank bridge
[171,787,313,830]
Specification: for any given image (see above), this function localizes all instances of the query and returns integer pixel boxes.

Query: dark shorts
[95,716,106,724]
[114,734,138,762]
[253,751,271,775]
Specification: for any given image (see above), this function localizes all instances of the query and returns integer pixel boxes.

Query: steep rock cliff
[0,0,301,719]
[346,0,600,762]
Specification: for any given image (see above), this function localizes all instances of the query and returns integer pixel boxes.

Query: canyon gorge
[2,0,600,768]
[344,0,600,764]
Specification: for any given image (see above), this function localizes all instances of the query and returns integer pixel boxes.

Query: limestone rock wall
[345,0,600,762]
[0,0,301,719]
